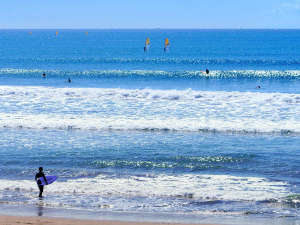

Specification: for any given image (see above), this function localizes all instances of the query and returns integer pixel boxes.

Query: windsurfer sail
[144,38,150,52]
[164,38,170,52]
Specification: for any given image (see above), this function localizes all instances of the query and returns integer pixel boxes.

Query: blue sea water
[0,29,300,224]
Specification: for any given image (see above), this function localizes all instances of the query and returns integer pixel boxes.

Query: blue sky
[1,0,300,29]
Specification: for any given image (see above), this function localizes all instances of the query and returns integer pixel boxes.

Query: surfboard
[38,175,58,186]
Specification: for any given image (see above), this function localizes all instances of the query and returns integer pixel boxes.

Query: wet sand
[0,215,220,225]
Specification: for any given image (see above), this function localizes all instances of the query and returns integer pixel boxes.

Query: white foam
[1,68,300,78]
[0,174,291,202]
[0,86,299,134]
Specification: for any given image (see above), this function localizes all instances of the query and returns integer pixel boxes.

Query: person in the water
[42,73,46,78]
[206,69,209,74]
[68,77,71,83]
[35,167,48,197]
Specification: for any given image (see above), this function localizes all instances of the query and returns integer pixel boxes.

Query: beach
[0,215,219,225]
[0,29,300,225]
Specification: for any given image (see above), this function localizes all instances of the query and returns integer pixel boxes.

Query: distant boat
[56,31,59,36]
[164,38,170,52]
[144,37,150,52]
[28,31,32,35]
[85,31,88,35]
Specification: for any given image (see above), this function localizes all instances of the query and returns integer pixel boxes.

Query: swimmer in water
[68,78,71,83]
[206,69,209,74]
[42,73,46,78]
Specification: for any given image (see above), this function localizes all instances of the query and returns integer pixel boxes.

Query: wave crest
[1,68,300,79]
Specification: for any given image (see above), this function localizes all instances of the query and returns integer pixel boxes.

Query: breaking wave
[0,86,299,135]
[1,68,300,79]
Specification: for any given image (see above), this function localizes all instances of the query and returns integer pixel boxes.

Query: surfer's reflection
[37,199,44,216]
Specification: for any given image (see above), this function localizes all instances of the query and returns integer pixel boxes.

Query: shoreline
[0,204,225,225]
[1,203,296,225]
[0,215,220,225]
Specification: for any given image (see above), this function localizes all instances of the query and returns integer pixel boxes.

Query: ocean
[0,29,300,224]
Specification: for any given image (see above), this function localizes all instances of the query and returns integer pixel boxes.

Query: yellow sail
[56,31,59,36]
[165,38,170,47]
[145,37,150,46]
[144,37,150,51]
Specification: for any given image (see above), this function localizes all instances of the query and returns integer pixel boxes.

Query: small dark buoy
[42,73,46,78]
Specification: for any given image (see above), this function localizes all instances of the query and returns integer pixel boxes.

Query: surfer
[68,77,71,83]
[35,167,48,197]
[206,69,209,74]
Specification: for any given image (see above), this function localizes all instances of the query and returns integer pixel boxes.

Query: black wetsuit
[35,172,47,197]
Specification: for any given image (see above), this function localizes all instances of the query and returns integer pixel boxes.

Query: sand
[0,215,220,225]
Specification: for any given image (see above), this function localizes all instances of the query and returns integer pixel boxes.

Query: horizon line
[1,27,300,30]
